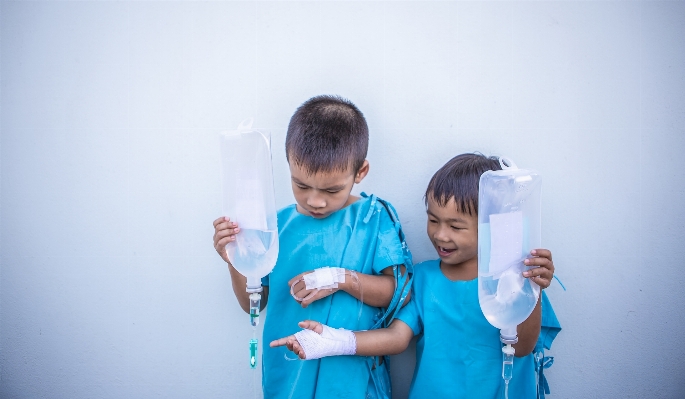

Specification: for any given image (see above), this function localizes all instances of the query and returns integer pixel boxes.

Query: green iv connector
[249,339,258,369]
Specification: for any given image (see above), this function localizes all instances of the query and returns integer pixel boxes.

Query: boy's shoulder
[413,259,441,277]
[277,203,298,217]
[359,192,394,212]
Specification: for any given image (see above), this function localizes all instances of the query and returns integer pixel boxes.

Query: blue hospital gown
[261,194,405,399]
[397,259,561,399]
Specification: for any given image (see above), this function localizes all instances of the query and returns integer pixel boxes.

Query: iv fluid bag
[220,120,279,289]
[478,158,541,331]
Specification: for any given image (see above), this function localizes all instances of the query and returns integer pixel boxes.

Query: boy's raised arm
[213,216,269,313]
[270,319,414,359]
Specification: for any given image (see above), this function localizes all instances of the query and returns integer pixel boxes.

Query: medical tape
[294,324,357,360]
[290,267,347,302]
[304,267,346,289]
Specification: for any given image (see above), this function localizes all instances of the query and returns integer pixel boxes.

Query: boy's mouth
[437,246,456,256]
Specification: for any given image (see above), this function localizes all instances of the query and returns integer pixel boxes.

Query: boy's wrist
[337,270,358,294]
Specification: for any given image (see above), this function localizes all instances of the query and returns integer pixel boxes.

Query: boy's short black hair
[425,153,501,215]
[286,95,368,175]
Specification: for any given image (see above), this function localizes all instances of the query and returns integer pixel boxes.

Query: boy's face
[426,195,479,269]
[289,160,369,219]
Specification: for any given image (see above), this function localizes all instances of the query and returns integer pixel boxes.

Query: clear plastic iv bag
[220,119,279,291]
[478,157,541,333]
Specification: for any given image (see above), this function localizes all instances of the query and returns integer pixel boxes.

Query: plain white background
[1,1,684,398]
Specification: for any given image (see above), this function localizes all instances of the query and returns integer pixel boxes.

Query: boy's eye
[326,189,341,194]
[451,226,463,231]
[296,185,309,190]
[429,219,438,224]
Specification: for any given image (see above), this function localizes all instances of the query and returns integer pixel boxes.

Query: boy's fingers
[296,344,307,359]
[301,289,320,305]
[213,217,227,227]
[215,221,239,233]
[291,287,312,302]
[214,228,240,240]
[523,266,553,289]
[288,276,305,289]
[524,257,550,267]
[531,275,551,289]
[531,248,552,261]
[524,258,554,273]
[270,336,295,348]
[215,236,235,249]
[213,216,234,228]
[523,266,553,279]
[298,320,324,334]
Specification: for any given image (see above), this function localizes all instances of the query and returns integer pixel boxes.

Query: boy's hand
[212,216,240,264]
[269,320,324,359]
[522,249,555,289]
[288,271,339,308]
[270,320,357,360]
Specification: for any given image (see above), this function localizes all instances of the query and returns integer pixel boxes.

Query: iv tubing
[249,292,261,327]
[500,328,517,399]
[251,328,258,398]
[502,344,514,399]
[247,283,262,370]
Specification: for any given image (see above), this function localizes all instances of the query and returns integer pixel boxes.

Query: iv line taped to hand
[290,267,360,303]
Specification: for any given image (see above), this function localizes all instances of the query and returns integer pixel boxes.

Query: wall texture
[1,1,684,398]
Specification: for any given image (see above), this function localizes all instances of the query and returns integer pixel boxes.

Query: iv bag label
[488,211,523,277]
[235,178,268,230]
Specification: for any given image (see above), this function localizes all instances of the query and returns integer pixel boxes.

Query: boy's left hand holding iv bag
[522,248,555,288]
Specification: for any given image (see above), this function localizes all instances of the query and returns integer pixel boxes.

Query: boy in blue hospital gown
[272,153,561,399]
[213,95,410,399]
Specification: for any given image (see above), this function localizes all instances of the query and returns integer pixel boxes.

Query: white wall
[1,1,684,398]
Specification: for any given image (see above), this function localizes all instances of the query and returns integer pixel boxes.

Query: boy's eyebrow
[291,177,308,186]
[322,183,347,191]
[426,210,468,223]
[291,177,347,191]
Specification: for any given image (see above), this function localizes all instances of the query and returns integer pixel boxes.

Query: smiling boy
[271,153,561,399]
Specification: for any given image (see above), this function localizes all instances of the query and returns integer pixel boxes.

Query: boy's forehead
[426,195,476,219]
[289,162,354,178]
[289,161,355,183]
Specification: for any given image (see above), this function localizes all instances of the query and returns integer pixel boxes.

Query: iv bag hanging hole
[237,117,254,131]
[499,157,518,170]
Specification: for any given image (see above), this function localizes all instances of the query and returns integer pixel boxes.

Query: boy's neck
[439,258,478,281]
[344,194,360,207]
[295,194,361,217]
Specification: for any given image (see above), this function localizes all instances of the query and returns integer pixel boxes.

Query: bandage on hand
[294,324,357,360]
[291,267,347,302]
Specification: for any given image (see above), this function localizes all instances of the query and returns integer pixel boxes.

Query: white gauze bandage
[294,324,357,360]
[303,267,346,290]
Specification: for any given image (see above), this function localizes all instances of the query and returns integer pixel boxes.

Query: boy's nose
[307,193,326,209]
[433,226,450,242]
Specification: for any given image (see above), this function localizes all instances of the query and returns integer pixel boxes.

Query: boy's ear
[354,160,370,184]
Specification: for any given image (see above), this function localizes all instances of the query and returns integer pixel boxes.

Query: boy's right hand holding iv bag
[271,153,562,399]
[213,217,264,313]
[212,95,413,399]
